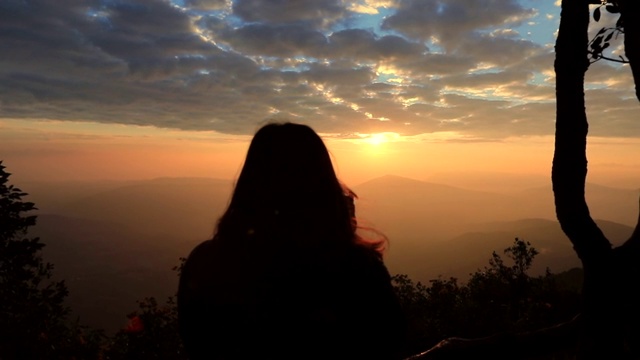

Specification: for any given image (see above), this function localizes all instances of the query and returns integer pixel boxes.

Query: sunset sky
[1,0,639,188]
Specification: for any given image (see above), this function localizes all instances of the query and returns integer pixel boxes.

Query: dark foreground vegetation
[1,161,584,359]
[395,240,581,358]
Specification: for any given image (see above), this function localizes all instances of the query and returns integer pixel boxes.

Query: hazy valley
[23,174,637,334]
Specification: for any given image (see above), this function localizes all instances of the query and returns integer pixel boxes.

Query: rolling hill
[21,174,637,333]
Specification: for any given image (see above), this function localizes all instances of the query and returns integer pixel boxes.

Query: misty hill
[351,175,635,281]
[33,214,199,334]
[425,171,550,193]
[421,173,640,227]
[517,183,640,227]
[29,177,235,239]
[22,174,637,334]
[22,179,140,212]
[353,175,548,243]
[391,218,631,283]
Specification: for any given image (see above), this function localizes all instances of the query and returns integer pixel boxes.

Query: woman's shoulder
[330,244,392,290]
[181,236,265,285]
[184,236,247,261]
[181,238,238,284]
[347,243,386,267]
[185,239,217,261]
[181,239,214,271]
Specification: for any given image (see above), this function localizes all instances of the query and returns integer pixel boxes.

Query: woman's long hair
[214,122,384,254]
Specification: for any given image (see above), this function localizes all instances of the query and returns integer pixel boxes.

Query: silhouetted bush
[0,161,103,359]
[105,296,186,360]
[393,238,581,353]
[1,161,582,358]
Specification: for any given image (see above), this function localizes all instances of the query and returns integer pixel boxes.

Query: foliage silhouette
[105,258,187,359]
[393,238,580,357]
[0,161,591,359]
[109,240,580,359]
[588,1,626,64]
[106,296,186,360]
[0,161,103,359]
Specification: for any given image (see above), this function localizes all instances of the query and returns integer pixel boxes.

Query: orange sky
[2,1,638,192]
[3,118,640,190]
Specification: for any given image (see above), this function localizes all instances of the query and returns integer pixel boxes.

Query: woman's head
[237,122,340,207]
[217,122,354,247]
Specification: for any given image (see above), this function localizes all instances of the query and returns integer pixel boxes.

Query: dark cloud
[1,0,637,139]
[327,30,427,61]
[232,0,348,28]
[217,25,427,64]
[303,64,375,87]
[184,0,228,11]
[395,54,476,79]
[382,0,536,49]
[220,23,328,57]
[457,33,543,68]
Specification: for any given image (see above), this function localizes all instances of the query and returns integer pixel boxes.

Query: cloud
[0,0,637,140]
[381,0,536,49]
[231,0,348,28]
[438,70,533,90]
[184,0,230,11]
[328,30,427,61]
[219,23,329,57]
[456,33,543,68]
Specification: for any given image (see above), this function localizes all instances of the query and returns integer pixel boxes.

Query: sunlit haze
[3,118,640,191]
[2,0,639,190]
[3,1,640,337]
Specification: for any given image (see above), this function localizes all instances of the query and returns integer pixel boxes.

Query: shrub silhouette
[0,161,583,358]
[106,296,186,360]
[109,239,581,358]
[392,238,581,354]
[0,161,103,359]
[105,258,187,359]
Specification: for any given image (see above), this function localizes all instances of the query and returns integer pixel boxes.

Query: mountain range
[23,174,637,333]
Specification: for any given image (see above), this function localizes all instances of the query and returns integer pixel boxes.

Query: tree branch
[588,51,629,64]
[404,315,581,360]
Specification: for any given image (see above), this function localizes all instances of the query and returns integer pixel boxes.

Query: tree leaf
[593,35,603,47]
[605,32,613,42]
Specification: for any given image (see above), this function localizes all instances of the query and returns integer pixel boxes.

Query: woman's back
[178,236,405,359]
[177,123,406,359]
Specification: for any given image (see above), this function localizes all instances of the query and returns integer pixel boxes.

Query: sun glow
[362,132,400,146]
[367,133,388,146]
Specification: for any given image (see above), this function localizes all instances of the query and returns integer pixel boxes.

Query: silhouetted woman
[178,123,405,359]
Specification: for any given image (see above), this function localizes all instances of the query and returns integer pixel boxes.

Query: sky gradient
[1,0,639,187]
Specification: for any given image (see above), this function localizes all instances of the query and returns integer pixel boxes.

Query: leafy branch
[589,1,628,64]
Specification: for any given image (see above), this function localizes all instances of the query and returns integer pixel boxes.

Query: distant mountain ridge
[22,174,637,334]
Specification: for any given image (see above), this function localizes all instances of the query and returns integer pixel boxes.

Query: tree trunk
[553,0,639,358]
[617,0,640,101]
[404,1,640,358]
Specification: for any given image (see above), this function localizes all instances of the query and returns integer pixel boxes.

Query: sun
[362,132,402,147]
[367,133,389,146]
